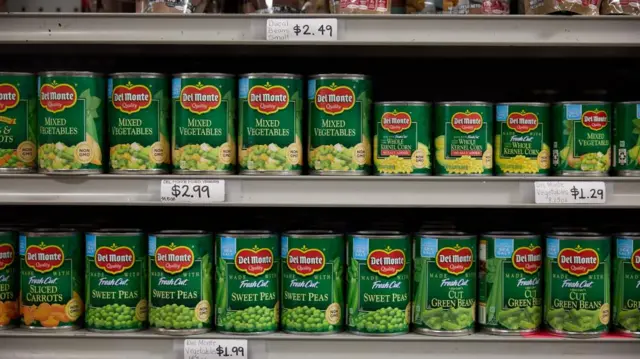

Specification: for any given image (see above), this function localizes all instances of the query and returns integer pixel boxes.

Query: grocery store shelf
[0,175,638,208]
[0,14,639,47]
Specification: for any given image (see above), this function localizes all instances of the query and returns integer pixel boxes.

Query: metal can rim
[417,230,471,238]
[154,230,211,237]
[616,101,640,105]
[0,72,34,76]
[351,230,407,238]
[284,230,340,238]
[615,232,640,238]
[483,231,538,238]
[554,101,610,105]
[219,230,274,238]
[110,72,165,78]
[173,73,234,79]
[436,101,492,106]
[549,232,607,239]
[25,228,78,236]
[310,73,369,80]
[496,102,549,107]
[39,71,103,77]
[239,73,301,79]
[375,101,430,106]
[87,228,143,236]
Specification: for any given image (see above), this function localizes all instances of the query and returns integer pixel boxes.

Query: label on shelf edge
[266,18,337,42]
[160,179,225,203]
[183,339,247,359]
[534,181,606,204]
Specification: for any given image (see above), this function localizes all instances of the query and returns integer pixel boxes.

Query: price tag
[266,18,337,41]
[534,181,606,204]
[160,179,224,204]
[183,339,247,359]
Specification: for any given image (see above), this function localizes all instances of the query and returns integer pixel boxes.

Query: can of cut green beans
[0,229,19,329]
[347,231,410,336]
[85,229,147,332]
[148,230,213,335]
[216,230,279,334]
[479,232,542,335]
[281,230,344,334]
[544,232,610,338]
[412,231,476,336]
[613,233,640,337]
[0,72,37,173]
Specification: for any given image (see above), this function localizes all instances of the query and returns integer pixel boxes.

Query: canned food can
[544,232,610,337]
[172,73,236,175]
[434,102,493,176]
[0,72,37,173]
[373,101,432,175]
[85,229,147,332]
[238,73,303,175]
[413,231,476,336]
[281,230,344,334]
[308,74,372,176]
[479,232,542,335]
[552,101,611,176]
[19,229,83,330]
[613,233,640,337]
[0,229,19,329]
[38,71,105,175]
[347,231,411,336]
[148,230,213,335]
[613,102,640,176]
[216,230,279,334]
[108,72,170,174]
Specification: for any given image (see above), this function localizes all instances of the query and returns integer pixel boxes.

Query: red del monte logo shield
[381,111,412,134]
[367,246,405,278]
[0,83,19,113]
[581,110,608,131]
[451,111,483,134]
[287,246,325,277]
[112,82,152,115]
[248,83,289,115]
[512,245,542,274]
[0,243,14,270]
[436,245,473,275]
[180,82,221,115]
[557,246,599,276]
[507,111,539,134]
[155,243,194,274]
[315,83,355,116]
[631,248,640,272]
[235,246,274,276]
[25,242,65,274]
[40,82,77,113]
[95,244,136,275]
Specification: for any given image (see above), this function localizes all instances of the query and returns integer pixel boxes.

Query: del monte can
[0,72,36,173]
[613,102,640,176]
[613,233,640,337]
[0,229,18,329]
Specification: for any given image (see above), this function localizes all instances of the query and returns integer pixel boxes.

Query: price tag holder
[266,18,337,41]
[183,339,247,359]
[534,181,606,204]
[160,179,225,204]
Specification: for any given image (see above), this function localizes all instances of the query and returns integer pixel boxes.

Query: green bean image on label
[613,102,640,176]
[613,233,640,337]
[0,230,19,328]
[0,73,37,173]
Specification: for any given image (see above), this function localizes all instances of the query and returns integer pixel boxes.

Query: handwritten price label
[184,339,247,359]
[534,181,606,204]
[266,18,337,41]
[160,179,225,204]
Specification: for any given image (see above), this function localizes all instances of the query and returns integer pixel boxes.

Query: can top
[351,230,407,239]
[285,230,340,238]
[616,101,640,105]
[417,230,472,239]
[39,71,103,77]
[88,228,143,236]
[615,232,640,238]
[483,231,538,238]
[496,102,549,107]
[25,228,78,236]
[220,230,274,238]
[0,228,17,234]
[173,72,234,79]
[310,73,369,80]
[436,101,491,106]
[110,72,165,79]
[239,73,301,79]
[375,101,430,106]
[555,101,610,105]
[549,231,607,239]
[0,71,34,76]
[154,230,210,237]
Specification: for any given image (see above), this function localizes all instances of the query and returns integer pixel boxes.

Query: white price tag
[160,179,225,204]
[266,18,337,41]
[534,181,606,204]
[184,339,247,359]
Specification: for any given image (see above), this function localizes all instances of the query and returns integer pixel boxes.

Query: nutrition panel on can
[479,233,542,333]
[613,234,640,336]
[238,73,302,174]
[553,102,611,175]
[85,230,147,332]
[108,73,170,173]
[494,103,550,176]
[544,233,610,337]
[19,230,83,330]
[38,72,105,174]
[0,230,19,328]
[281,231,344,334]
[172,73,236,174]
[413,232,476,335]
[435,102,493,175]
[613,102,640,175]
[347,232,410,335]
[373,102,431,175]
[216,231,279,333]
[308,74,372,175]
[148,231,213,334]
[0,73,37,172]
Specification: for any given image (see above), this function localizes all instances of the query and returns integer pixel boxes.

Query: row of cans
[0,228,638,338]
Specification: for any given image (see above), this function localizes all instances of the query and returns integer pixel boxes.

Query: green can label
[0,231,19,327]
[613,103,640,173]
[172,75,236,173]
[216,233,279,333]
[479,235,542,331]
[613,236,640,333]
[347,234,410,334]
[85,232,147,331]
[435,103,493,175]
[553,103,611,174]
[412,235,476,332]
[38,73,105,172]
[148,233,213,331]
[494,104,551,175]
[238,75,302,173]
[308,76,372,174]
[19,232,83,328]
[0,74,37,170]
[544,236,610,334]
[108,75,170,172]
[373,103,431,175]
[281,233,344,333]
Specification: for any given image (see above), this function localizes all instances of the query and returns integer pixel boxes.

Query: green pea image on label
[0,229,19,329]
[613,102,640,176]
[0,72,37,173]
[613,233,640,337]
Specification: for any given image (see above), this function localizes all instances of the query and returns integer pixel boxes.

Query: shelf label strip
[534,181,606,204]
